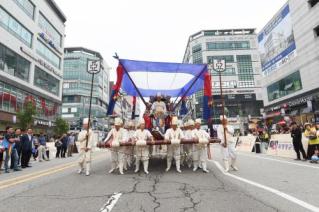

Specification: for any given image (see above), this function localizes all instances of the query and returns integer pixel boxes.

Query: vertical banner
[107,64,124,115]
[203,70,212,120]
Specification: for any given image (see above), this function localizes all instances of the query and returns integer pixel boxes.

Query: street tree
[54,117,69,136]
[17,101,36,129]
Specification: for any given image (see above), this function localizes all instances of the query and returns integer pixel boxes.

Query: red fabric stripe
[113,64,124,91]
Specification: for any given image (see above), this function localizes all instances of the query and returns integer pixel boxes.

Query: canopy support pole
[172,66,207,112]
[120,63,148,107]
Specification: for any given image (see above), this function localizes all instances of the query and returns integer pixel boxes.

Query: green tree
[17,101,36,129]
[54,117,69,136]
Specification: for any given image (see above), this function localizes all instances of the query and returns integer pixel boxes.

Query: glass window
[38,13,62,47]
[237,55,254,82]
[207,55,234,63]
[267,71,302,101]
[206,41,250,51]
[0,7,32,47]
[13,0,35,19]
[0,43,30,81]
[34,66,60,96]
[36,40,61,69]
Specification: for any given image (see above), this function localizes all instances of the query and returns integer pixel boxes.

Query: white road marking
[211,160,319,212]
[238,152,319,170]
[99,193,122,212]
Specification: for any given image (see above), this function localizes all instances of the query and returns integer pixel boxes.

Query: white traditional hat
[171,117,178,125]
[220,115,227,121]
[128,121,135,127]
[188,119,195,126]
[184,121,189,127]
[114,118,123,126]
[83,118,89,124]
[195,118,201,124]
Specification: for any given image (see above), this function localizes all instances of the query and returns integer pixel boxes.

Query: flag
[180,97,188,116]
[203,71,212,120]
[107,64,124,115]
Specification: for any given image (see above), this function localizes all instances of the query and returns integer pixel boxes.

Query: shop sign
[287,96,313,107]
[34,119,56,127]
[20,47,62,78]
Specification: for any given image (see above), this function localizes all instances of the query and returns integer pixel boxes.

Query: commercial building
[259,0,319,125]
[0,0,66,131]
[62,47,110,131]
[183,29,264,131]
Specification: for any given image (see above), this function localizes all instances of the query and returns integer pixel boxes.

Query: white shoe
[176,168,182,173]
[119,170,124,175]
[165,167,170,172]
[85,170,90,176]
[109,168,115,173]
[193,163,198,172]
[202,163,209,173]
[231,165,239,171]
[77,169,84,174]
[144,170,149,174]
[224,161,230,172]
[134,169,139,173]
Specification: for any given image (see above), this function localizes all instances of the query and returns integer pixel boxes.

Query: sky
[55,0,287,81]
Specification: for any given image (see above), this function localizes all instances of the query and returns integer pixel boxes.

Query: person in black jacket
[10,128,23,169]
[21,128,34,168]
[60,134,68,158]
[291,122,307,161]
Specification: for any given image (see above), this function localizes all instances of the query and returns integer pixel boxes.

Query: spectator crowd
[0,126,77,174]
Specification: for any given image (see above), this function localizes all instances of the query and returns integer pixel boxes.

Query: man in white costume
[104,118,127,175]
[165,117,184,173]
[192,119,210,173]
[182,120,195,168]
[217,115,238,172]
[151,92,167,116]
[133,119,153,174]
[77,118,94,176]
[124,121,135,170]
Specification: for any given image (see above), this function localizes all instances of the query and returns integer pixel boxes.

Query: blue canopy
[120,59,207,97]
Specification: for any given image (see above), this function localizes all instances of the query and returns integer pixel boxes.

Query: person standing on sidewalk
[60,134,68,158]
[3,126,21,173]
[38,133,49,162]
[67,133,75,157]
[304,123,319,160]
[21,129,34,168]
[10,128,23,169]
[291,122,307,161]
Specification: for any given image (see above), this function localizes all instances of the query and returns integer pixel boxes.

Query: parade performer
[182,120,194,168]
[165,117,184,173]
[133,119,153,174]
[192,119,210,173]
[77,118,94,176]
[217,115,238,172]
[104,118,127,175]
[124,121,135,170]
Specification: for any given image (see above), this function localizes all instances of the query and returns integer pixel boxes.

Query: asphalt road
[0,145,319,212]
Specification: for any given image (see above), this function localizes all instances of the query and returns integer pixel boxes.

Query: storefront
[265,88,319,125]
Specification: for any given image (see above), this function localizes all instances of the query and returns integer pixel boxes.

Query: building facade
[183,29,264,130]
[259,0,319,125]
[0,0,66,131]
[62,47,110,131]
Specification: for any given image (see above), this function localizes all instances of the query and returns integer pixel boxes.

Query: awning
[266,111,281,118]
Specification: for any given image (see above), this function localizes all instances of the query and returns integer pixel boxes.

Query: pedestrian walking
[38,133,49,162]
[67,133,75,157]
[291,122,307,161]
[21,129,34,168]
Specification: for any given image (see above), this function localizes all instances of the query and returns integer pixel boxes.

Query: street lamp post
[211,59,227,147]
